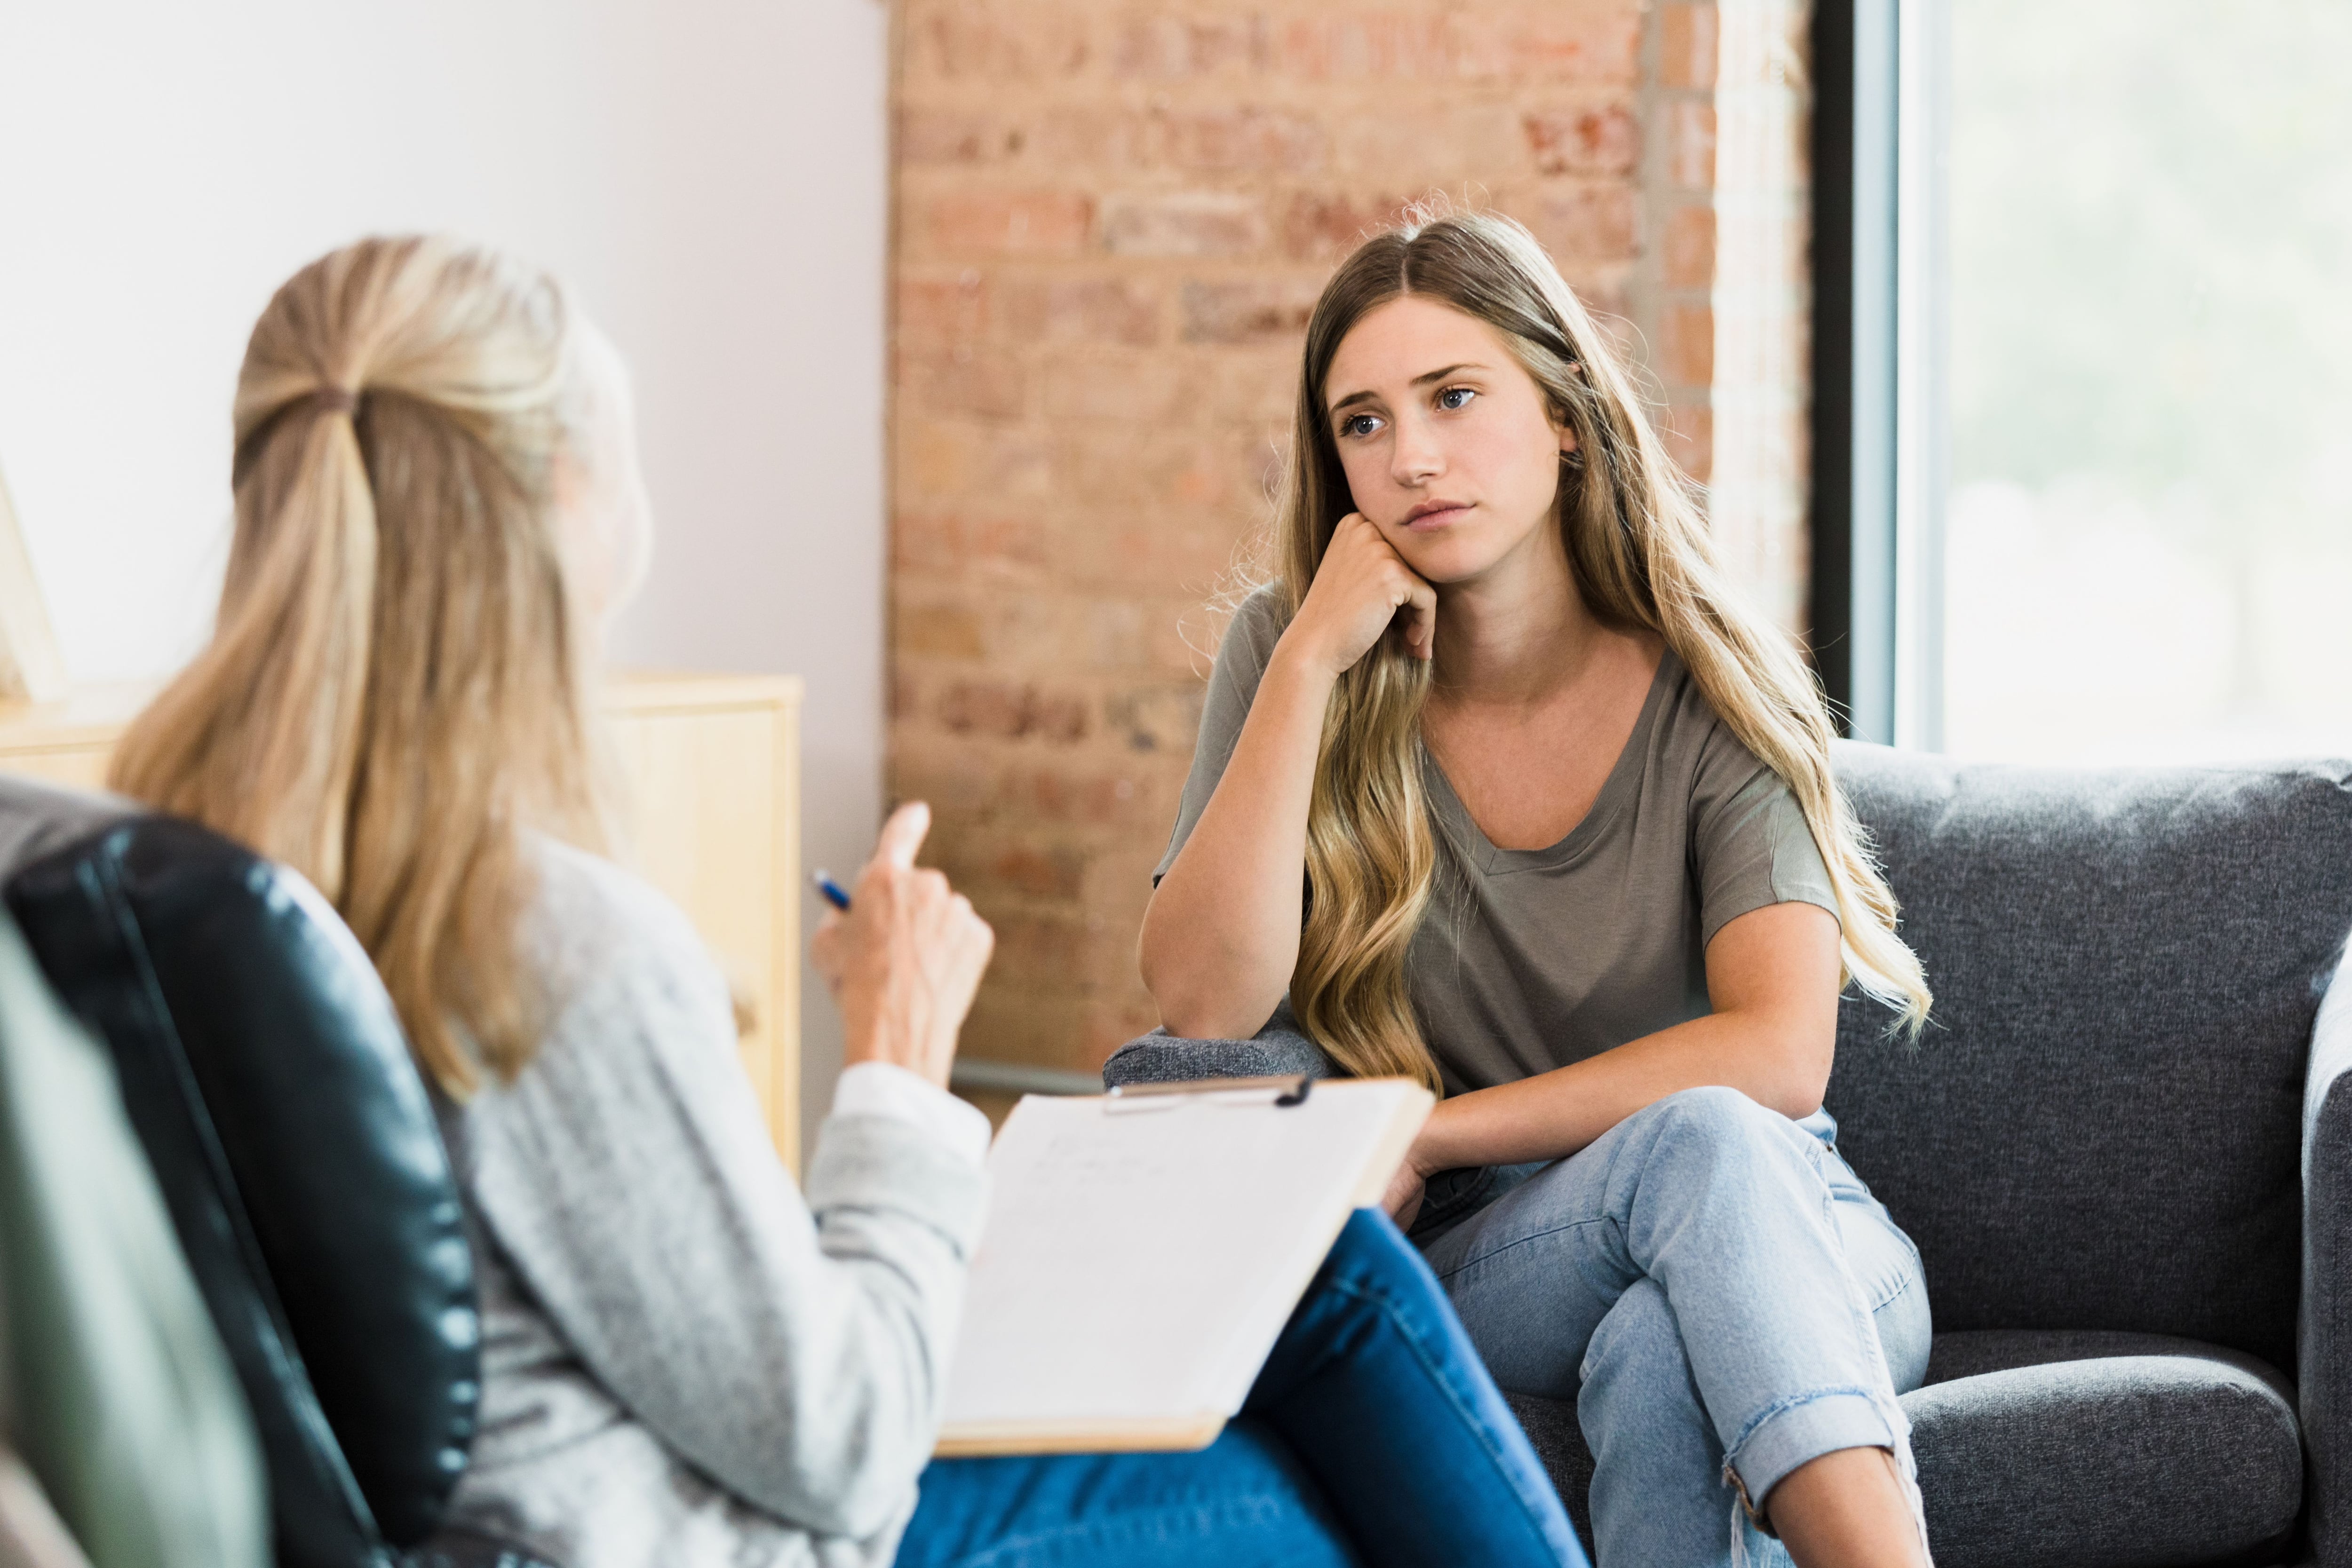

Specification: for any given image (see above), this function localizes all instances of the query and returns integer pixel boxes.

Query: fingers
[873,800,932,871]
[1405,576,1438,660]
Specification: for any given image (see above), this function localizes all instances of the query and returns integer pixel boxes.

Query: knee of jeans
[1577,1275,1680,1386]
[1645,1085,1787,1159]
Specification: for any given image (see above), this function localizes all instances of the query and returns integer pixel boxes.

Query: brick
[1279,192,1408,262]
[895,274,987,350]
[903,2,1092,81]
[893,511,1057,579]
[1052,426,1272,513]
[935,679,1091,744]
[929,590,1153,673]
[1669,102,1718,190]
[1664,204,1716,289]
[894,595,986,660]
[1274,14,1454,80]
[988,843,1088,900]
[886,744,993,819]
[898,109,1024,166]
[896,742,1176,835]
[1100,191,1268,257]
[899,420,1054,503]
[1455,6,1643,84]
[996,276,1162,346]
[1328,105,1523,184]
[1662,5,1720,91]
[1103,684,1208,754]
[920,190,1094,256]
[1029,107,1159,170]
[1660,303,1715,388]
[1662,401,1714,483]
[1179,278,1324,346]
[1522,104,1639,177]
[1036,349,1199,424]
[899,351,1025,421]
[961,988,1091,1070]
[1020,765,1164,830]
[988,906,1101,985]
[1112,15,1268,79]
[1161,108,1328,174]
[1518,183,1639,263]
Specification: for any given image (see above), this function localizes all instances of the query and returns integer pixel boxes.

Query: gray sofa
[1105,742,2352,1568]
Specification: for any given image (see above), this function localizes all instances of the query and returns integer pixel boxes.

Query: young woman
[107,235,1587,1568]
[1140,211,1938,1568]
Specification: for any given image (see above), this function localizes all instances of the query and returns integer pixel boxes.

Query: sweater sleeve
[461,848,985,1541]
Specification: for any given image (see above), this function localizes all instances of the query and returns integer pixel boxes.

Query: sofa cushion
[1502,1393,1595,1554]
[1506,1329,2299,1568]
[1908,1330,2301,1568]
[1825,746,2352,1373]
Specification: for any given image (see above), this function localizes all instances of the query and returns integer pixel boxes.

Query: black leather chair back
[6,817,481,1567]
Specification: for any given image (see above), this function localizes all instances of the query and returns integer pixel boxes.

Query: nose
[1389,408,1444,488]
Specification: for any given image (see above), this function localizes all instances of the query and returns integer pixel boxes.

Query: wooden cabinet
[0,671,803,1168]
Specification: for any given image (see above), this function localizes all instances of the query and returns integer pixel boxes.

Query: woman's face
[555,323,655,633]
[1321,295,1575,586]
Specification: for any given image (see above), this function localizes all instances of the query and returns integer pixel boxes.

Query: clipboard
[933,1076,1432,1457]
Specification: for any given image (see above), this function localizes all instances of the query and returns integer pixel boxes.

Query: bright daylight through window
[1938,0,2352,761]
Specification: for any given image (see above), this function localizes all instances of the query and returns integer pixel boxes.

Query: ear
[1558,425,1580,457]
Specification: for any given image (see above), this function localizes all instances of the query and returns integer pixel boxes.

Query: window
[1814,0,2352,762]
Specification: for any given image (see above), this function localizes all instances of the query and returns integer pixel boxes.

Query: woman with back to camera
[1139,208,1938,1568]
[106,234,1588,1568]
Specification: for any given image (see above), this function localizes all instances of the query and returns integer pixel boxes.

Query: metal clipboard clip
[1101,1073,1314,1114]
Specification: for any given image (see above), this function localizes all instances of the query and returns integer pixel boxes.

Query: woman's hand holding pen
[1279,512,1439,681]
[809,801,994,1090]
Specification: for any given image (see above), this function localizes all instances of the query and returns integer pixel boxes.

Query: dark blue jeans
[894,1208,1587,1568]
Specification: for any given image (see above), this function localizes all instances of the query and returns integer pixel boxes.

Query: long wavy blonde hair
[1277,210,1931,1094]
[109,235,611,1097]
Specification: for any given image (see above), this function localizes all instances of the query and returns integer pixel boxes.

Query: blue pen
[811,871,853,911]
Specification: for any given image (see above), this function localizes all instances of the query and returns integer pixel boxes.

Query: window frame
[1808,0,1946,748]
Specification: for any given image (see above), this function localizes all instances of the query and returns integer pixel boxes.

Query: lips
[1401,500,1473,530]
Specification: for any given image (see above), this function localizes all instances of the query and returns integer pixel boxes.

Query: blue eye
[1438,386,1477,411]
[1340,413,1383,439]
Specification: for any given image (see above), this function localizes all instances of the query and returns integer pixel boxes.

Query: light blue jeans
[1413,1086,1933,1568]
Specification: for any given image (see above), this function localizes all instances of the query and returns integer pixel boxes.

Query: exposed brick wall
[887,0,1801,1082]
[1708,0,1812,630]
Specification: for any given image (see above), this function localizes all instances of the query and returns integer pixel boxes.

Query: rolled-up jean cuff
[1725,1388,1902,1513]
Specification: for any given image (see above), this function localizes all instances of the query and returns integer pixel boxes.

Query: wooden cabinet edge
[0,672,806,1170]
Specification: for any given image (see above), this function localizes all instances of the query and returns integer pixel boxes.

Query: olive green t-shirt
[1154,587,1841,1097]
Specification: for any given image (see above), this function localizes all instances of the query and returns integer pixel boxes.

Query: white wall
[0,0,888,1148]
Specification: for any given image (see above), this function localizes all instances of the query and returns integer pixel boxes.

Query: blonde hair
[1274,209,1931,1094]
[109,235,610,1097]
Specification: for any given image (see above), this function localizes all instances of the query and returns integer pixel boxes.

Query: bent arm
[1139,641,1336,1039]
[469,931,982,1542]
[1408,901,1843,1171]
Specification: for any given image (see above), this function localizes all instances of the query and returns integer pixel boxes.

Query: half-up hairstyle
[110,235,611,1097]
[1276,208,1931,1094]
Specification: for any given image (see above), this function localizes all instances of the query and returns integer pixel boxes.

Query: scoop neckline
[1422,646,1678,877]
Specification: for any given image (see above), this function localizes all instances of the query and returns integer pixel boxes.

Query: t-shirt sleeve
[1689,725,1841,945]
[1152,585,1291,884]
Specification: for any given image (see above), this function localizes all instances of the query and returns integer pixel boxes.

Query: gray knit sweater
[435,840,986,1567]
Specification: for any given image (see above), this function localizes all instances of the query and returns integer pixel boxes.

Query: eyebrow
[1326,362,1488,417]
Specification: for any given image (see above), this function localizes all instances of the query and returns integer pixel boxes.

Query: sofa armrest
[1099,1004,1335,1089]
[2304,953,2352,1566]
